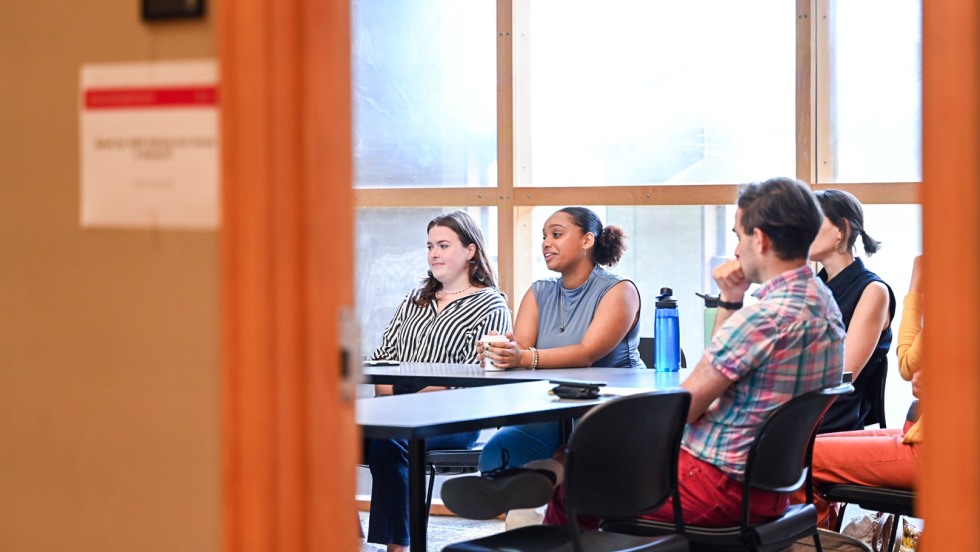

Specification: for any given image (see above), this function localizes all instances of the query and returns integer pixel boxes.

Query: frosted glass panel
[352,1,497,188]
[527,0,795,186]
[828,0,922,183]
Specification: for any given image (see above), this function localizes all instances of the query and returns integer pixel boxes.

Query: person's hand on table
[479,331,522,369]
[475,331,494,366]
[477,331,508,368]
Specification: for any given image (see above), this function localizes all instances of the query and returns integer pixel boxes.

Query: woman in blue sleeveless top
[476,206,643,473]
[810,190,896,433]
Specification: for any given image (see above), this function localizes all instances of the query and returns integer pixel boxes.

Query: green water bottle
[695,292,719,347]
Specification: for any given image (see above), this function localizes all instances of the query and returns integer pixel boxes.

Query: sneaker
[441,468,556,520]
[504,505,546,530]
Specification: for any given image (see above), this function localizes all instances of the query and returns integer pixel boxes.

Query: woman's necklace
[438,284,472,298]
[559,288,567,333]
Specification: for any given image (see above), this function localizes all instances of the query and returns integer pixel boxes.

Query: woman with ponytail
[472,206,642,476]
[810,189,896,433]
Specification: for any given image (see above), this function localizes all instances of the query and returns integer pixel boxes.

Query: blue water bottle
[654,287,681,372]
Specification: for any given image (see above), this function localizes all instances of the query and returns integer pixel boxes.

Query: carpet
[358,511,504,551]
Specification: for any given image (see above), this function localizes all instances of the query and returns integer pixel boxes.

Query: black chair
[639,336,687,369]
[601,383,854,552]
[443,389,692,552]
[824,485,915,552]
[861,359,888,428]
[360,442,484,529]
[424,448,483,524]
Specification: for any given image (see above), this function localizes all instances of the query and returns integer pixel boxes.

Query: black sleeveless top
[817,258,896,433]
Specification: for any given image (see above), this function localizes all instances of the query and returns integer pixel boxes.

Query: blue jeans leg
[366,430,479,547]
[477,421,562,472]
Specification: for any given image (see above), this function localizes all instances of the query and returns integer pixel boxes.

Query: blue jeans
[366,430,480,546]
[477,421,562,472]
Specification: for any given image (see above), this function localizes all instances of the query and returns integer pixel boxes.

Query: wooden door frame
[920,1,980,548]
[219,0,358,550]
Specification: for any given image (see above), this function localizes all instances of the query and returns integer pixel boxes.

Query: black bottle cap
[695,292,720,308]
[656,287,677,308]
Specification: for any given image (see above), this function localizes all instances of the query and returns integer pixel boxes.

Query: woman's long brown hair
[415,210,498,307]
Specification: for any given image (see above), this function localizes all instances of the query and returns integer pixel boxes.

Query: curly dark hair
[557,207,628,267]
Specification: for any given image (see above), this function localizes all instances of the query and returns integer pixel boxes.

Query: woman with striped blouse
[365,210,512,552]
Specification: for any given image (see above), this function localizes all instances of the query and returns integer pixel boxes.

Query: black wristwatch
[717,299,744,310]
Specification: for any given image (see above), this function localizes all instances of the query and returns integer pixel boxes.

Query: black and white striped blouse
[372,286,512,365]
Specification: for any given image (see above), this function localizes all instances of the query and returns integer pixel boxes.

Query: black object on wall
[142,0,205,21]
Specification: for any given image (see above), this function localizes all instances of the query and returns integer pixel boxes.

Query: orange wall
[0,3,220,551]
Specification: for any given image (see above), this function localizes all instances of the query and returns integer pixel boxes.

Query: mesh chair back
[745,383,853,494]
[563,389,691,519]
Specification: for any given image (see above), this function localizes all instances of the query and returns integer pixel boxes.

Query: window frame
[353,0,921,306]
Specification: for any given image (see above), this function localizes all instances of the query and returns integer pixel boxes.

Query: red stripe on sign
[84,86,218,109]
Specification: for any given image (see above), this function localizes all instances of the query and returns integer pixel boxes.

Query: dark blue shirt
[817,258,896,433]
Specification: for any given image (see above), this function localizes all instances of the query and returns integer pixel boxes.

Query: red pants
[793,426,919,527]
[543,449,789,528]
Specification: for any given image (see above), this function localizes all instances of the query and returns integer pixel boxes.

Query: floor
[355,501,922,552]
[357,511,504,552]
[356,463,506,551]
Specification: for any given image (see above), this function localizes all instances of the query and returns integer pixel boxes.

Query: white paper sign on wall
[79,59,219,229]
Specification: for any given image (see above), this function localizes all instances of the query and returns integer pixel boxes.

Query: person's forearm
[710,259,749,337]
[681,356,732,423]
[897,292,924,380]
[531,343,604,369]
[841,334,878,380]
[711,304,739,337]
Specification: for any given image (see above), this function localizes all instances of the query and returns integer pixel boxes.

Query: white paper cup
[480,334,510,370]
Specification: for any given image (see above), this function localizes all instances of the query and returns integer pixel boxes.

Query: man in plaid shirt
[663,176,846,525]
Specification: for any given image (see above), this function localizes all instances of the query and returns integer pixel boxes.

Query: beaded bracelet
[528,347,539,370]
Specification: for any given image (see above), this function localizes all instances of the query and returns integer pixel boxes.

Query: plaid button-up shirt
[683,265,846,478]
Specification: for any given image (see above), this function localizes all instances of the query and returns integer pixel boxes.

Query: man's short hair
[737,177,824,261]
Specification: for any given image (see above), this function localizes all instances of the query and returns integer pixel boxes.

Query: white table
[362,361,686,389]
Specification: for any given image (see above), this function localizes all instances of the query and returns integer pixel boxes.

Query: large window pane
[827,0,922,182]
[355,207,499,355]
[526,1,795,186]
[352,0,497,188]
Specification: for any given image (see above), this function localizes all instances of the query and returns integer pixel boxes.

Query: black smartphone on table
[364,359,400,366]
